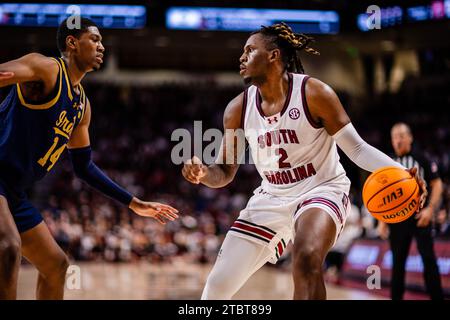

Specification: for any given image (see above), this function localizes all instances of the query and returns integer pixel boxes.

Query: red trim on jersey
[232,221,275,241]
[240,89,248,129]
[230,228,270,243]
[255,88,265,118]
[236,218,276,234]
[275,239,287,259]
[277,241,284,256]
[300,197,343,224]
[301,76,323,129]
[280,73,293,117]
[255,73,293,119]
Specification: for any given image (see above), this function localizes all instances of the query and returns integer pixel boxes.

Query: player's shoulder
[304,76,335,97]
[20,53,60,81]
[23,52,51,60]
[225,91,246,112]
[303,76,342,116]
[21,53,59,69]
[223,91,246,129]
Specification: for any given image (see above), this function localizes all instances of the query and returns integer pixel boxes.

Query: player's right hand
[182,156,207,184]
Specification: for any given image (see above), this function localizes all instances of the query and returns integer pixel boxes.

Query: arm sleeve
[332,123,406,172]
[68,146,133,206]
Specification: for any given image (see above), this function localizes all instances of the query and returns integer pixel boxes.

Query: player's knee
[45,252,70,279]
[54,253,70,276]
[0,237,21,273]
[292,244,323,277]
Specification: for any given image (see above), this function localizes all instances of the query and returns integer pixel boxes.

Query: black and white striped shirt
[392,149,440,187]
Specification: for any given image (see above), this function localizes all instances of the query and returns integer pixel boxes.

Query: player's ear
[66,35,77,51]
[269,48,281,63]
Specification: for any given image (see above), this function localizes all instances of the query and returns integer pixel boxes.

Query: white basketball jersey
[243,73,350,197]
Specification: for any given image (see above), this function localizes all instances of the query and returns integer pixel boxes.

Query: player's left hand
[415,206,433,227]
[406,167,427,212]
[129,197,179,224]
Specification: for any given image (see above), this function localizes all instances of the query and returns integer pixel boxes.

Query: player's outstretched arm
[305,77,405,172]
[182,93,245,188]
[0,53,58,88]
[305,77,427,208]
[68,99,178,224]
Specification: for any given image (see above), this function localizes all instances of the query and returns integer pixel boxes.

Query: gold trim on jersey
[58,57,76,101]
[17,57,62,110]
[78,84,87,122]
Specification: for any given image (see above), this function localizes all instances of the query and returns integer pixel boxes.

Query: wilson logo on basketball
[289,108,300,120]
[382,198,417,221]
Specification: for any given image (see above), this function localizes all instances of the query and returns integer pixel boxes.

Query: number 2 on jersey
[276,148,291,168]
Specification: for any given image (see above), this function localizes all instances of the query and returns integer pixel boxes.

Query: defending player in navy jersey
[0,18,178,300]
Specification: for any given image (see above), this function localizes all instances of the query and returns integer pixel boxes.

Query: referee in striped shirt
[378,122,443,300]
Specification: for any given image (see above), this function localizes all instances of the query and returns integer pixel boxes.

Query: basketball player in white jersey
[182,23,426,300]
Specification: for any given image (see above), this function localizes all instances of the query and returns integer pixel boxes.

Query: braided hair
[253,22,319,74]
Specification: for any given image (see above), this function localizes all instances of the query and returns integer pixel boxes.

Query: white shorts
[229,184,351,264]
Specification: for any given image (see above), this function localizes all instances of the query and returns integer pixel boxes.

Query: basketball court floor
[17,262,386,300]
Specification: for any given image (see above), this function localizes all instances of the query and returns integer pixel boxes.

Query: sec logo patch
[289,108,300,120]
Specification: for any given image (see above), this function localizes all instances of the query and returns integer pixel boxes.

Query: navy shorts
[0,180,43,233]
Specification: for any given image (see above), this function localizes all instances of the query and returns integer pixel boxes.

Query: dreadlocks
[253,22,319,74]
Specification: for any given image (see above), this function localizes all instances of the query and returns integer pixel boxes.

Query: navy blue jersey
[0,57,87,191]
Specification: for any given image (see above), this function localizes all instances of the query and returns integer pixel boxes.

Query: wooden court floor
[17,262,386,300]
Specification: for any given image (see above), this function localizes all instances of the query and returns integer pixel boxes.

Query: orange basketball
[362,166,420,223]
